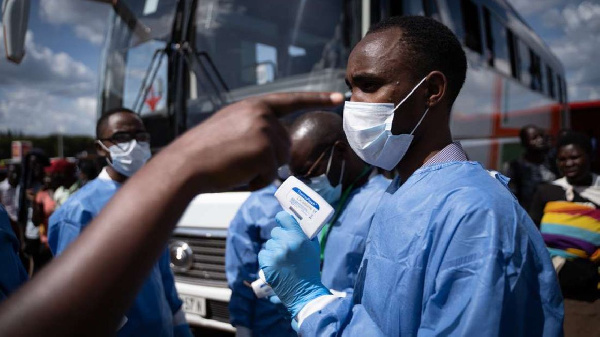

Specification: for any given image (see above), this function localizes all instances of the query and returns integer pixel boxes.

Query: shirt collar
[98,167,113,181]
[423,142,468,166]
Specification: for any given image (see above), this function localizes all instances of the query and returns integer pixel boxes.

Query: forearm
[0,138,206,336]
[0,92,341,337]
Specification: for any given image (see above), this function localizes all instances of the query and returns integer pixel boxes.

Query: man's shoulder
[427,163,517,210]
[52,179,118,219]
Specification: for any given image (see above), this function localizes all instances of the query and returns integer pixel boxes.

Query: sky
[0,0,598,136]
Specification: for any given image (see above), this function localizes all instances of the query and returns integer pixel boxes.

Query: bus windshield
[100,0,351,117]
[193,0,347,91]
[99,0,177,116]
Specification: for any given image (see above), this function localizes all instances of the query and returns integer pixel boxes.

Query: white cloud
[0,87,96,136]
[0,31,95,97]
[508,0,600,102]
[39,0,110,46]
[0,29,97,135]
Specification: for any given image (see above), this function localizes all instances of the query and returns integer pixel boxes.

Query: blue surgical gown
[226,184,296,336]
[321,174,390,292]
[300,161,564,336]
[0,205,28,302]
[48,177,189,337]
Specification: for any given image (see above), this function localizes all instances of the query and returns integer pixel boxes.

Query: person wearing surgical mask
[288,111,389,294]
[48,108,192,337]
[258,16,563,336]
[226,111,389,336]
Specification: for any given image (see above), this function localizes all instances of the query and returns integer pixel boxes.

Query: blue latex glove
[258,211,331,318]
[268,295,292,319]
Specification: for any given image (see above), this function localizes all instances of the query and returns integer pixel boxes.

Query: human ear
[95,141,108,158]
[425,71,447,108]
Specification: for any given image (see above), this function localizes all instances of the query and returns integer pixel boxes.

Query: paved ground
[563,299,600,336]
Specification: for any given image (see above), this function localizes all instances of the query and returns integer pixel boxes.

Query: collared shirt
[423,142,468,166]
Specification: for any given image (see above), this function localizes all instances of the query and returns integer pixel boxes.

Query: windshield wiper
[180,43,229,107]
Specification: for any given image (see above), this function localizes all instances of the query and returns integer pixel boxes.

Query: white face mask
[97,139,152,177]
[343,77,429,171]
[305,147,345,204]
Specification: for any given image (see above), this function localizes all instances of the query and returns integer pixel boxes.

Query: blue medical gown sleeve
[226,209,258,328]
[0,205,28,302]
[158,248,191,337]
[300,205,564,337]
[300,168,563,336]
[48,204,93,256]
[226,185,295,336]
[159,248,183,313]
[417,207,563,336]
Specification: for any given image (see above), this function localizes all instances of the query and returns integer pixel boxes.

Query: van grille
[169,234,228,287]
[207,300,230,323]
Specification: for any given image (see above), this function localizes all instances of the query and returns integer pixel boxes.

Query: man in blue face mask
[48,108,192,337]
[259,16,564,336]
[288,111,389,293]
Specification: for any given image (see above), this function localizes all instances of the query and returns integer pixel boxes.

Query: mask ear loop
[96,140,114,166]
[392,76,428,112]
[409,107,430,136]
[326,144,345,187]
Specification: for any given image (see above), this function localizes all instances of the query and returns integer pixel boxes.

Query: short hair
[367,16,467,106]
[96,107,137,139]
[290,111,345,159]
[519,124,539,146]
[556,131,592,155]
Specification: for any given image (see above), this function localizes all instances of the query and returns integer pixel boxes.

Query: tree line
[0,131,95,160]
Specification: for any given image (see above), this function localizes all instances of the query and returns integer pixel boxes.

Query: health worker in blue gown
[48,108,192,337]
[0,205,28,302]
[226,111,389,336]
[258,16,564,336]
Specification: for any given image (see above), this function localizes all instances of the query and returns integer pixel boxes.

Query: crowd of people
[503,125,600,335]
[0,152,98,274]
[0,15,597,337]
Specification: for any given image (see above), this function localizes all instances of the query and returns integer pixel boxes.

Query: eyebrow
[347,72,385,84]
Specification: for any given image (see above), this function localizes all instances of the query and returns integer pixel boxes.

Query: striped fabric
[540,201,600,261]
[423,142,468,166]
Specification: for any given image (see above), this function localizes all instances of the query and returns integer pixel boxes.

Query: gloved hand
[268,295,292,319]
[258,211,331,318]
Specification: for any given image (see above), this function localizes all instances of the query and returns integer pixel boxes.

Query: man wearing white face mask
[48,108,192,337]
[259,16,564,336]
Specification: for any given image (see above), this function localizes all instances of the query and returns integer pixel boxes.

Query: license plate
[181,295,207,317]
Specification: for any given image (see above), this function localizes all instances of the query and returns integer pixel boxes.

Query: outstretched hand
[173,92,345,193]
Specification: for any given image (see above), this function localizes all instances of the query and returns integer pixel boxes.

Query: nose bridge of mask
[386,76,428,132]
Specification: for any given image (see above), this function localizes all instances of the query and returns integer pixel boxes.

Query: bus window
[423,0,441,21]
[461,0,482,54]
[529,50,542,91]
[546,65,556,99]
[371,0,387,25]
[483,7,510,75]
[507,29,519,80]
[444,0,465,43]
[518,39,531,86]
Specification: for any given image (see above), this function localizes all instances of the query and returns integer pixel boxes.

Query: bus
[97,0,568,332]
